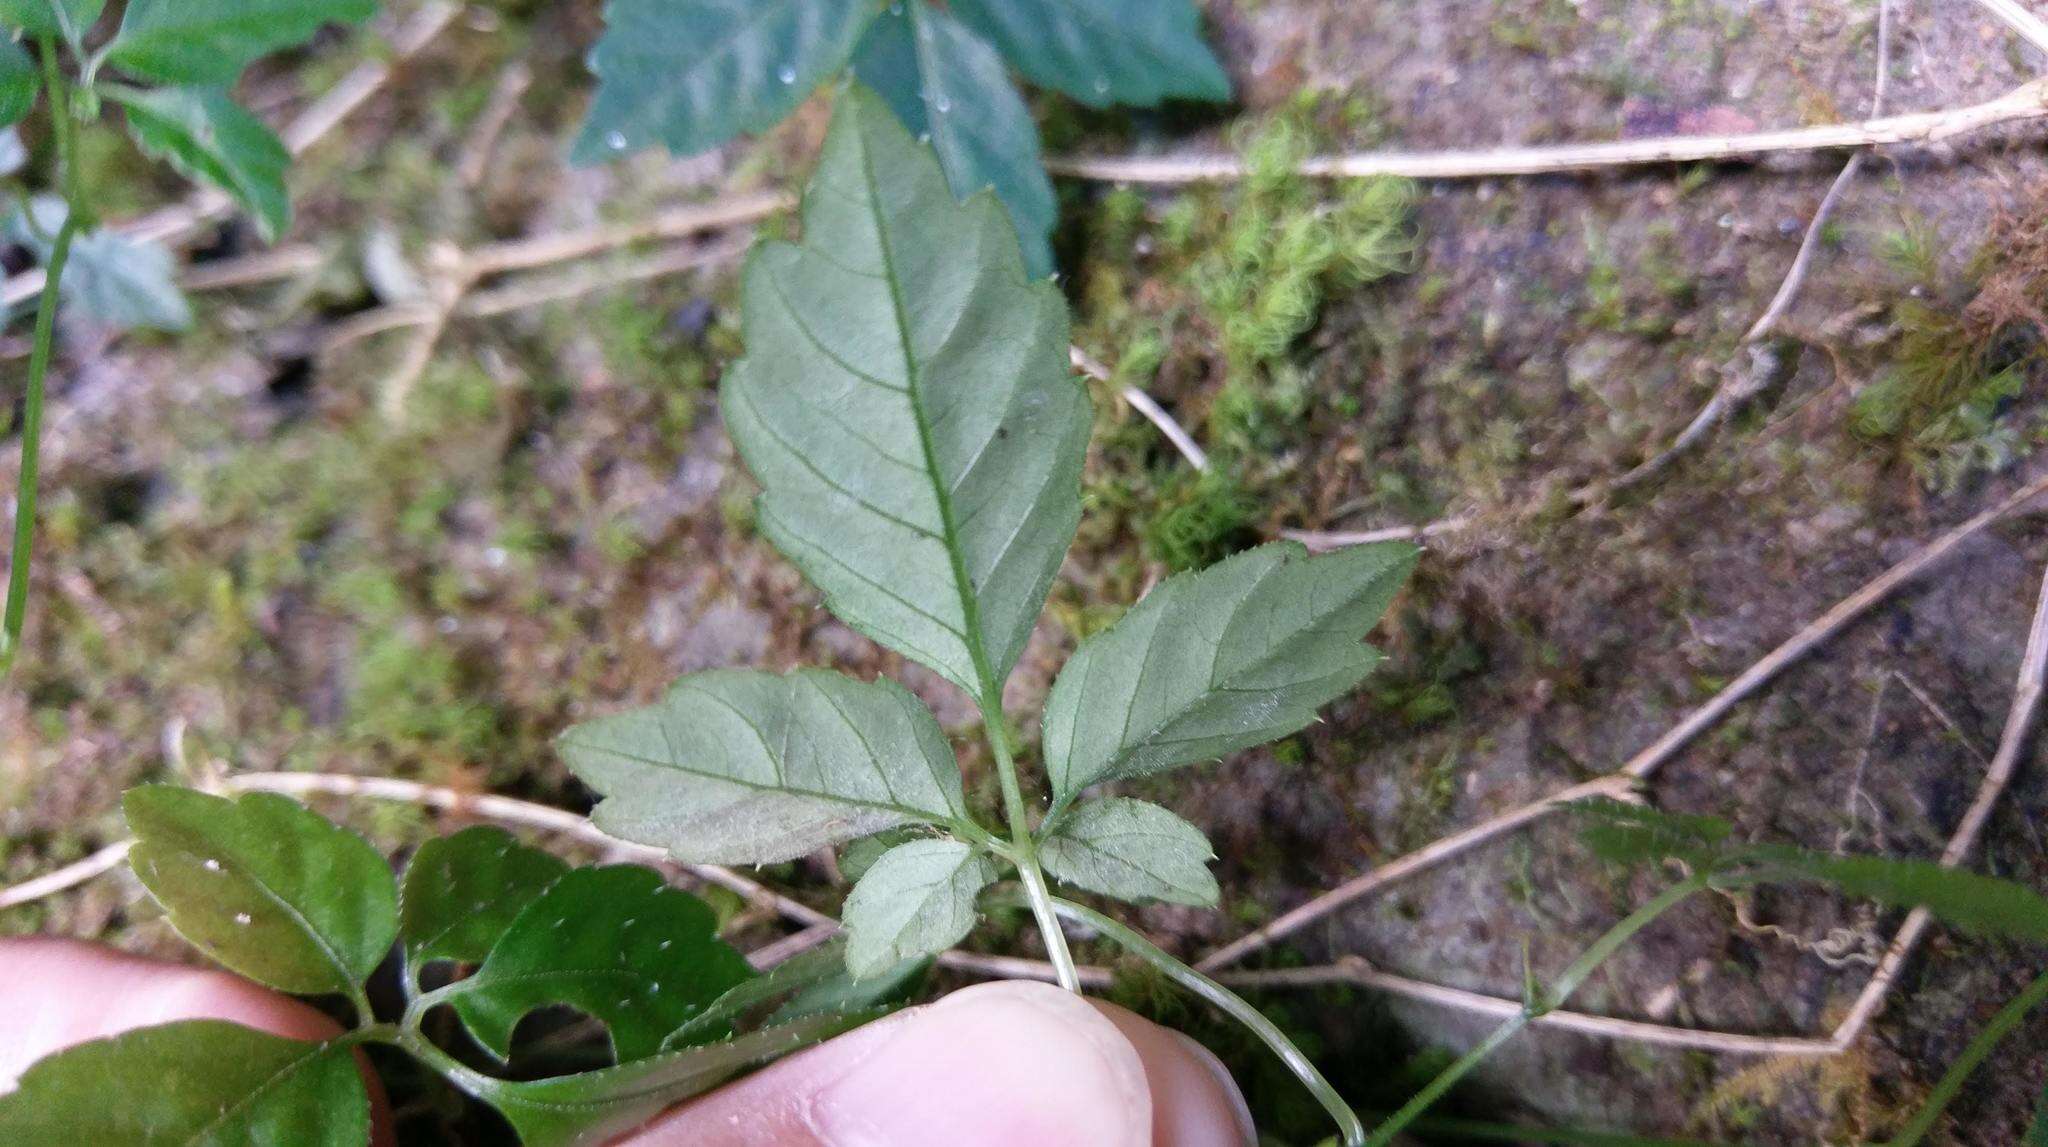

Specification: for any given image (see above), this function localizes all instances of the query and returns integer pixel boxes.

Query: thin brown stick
[457,240,740,319]
[1283,518,1473,552]
[1829,564,2048,1049]
[178,244,327,291]
[0,1,460,309]
[463,193,793,280]
[1598,0,1892,499]
[1069,346,1208,470]
[745,923,840,971]
[1045,78,2048,185]
[1198,471,2048,972]
[1975,0,2048,54]
[456,61,532,189]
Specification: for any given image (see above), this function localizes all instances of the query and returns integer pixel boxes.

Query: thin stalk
[982,714,1081,992]
[1880,965,2048,1146]
[1020,892,1366,1146]
[1,44,84,675]
[1365,874,1712,1147]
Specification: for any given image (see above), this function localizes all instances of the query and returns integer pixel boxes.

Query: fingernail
[1169,1030,1258,1147]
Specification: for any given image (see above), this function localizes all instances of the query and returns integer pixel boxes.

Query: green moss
[1142,469,1258,574]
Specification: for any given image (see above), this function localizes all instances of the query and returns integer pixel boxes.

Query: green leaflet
[852,0,1057,278]
[124,786,398,996]
[8,196,192,331]
[842,838,994,978]
[721,89,1089,699]
[106,0,376,85]
[448,1013,869,1147]
[0,0,104,42]
[0,40,40,128]
[561,668,972,865]
[1043,540,1417,808]
[106,86,291,242]
[1039,796,1218,906]
[398,824,569,974]
[0,1021,366,1145]
[949,0,1231,109]
[447,866,755,1063]
[571,0,875,166]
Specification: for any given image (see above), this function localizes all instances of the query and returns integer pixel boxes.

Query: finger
[622,980,1254,1147]
[0,937,391,1146]
[0,936,343,1089]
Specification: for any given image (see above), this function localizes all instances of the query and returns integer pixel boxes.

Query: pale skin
[0,938,1255,1146]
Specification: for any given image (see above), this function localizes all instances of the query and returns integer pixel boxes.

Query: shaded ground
[6,0,2048,1142]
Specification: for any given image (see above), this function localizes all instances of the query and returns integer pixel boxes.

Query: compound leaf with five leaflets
[721,88,1089,700]
[0,1020,369,1145]
[1043,540,1417,809]
[123,785,398,997]
[561,668,974,866]
[1039,796,1218,906]
[446,865,755,1063]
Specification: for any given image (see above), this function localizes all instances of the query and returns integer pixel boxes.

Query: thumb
[621,980,1256,1147]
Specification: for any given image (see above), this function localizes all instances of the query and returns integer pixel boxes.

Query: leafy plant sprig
[555,86,1418,1136]
[574,0,1233,276]
[0,786,895,1145]
[0,0,374,674]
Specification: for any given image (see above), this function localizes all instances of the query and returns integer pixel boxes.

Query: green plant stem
[1017,891,1366,1146]
[1880,964,2048,1146]
[980,713,1081,993]
[0,44,85,676]
[1365,873,1712,1147]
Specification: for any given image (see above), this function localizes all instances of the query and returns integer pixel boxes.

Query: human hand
[0,938,1255,1146]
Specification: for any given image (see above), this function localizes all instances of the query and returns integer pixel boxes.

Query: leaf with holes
[106,86,291,241]
[852,0,1057,277]
[124,785,397,996]
[1043,540,1416,810]
[105,0,377,85]
[571,0,875,166]
[446,866,755,1063]
[561,668,973,866]
[842,837,995,978]
[721,88,1089,699]
[1040,797,1218,906]
[0,1020,368,1144]
[949,0,1230,109]
[398,824,569,976]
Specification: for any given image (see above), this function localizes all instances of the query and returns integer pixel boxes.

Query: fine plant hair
[0,0,378,673]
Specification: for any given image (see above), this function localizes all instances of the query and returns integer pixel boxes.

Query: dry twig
[1046,78,2048,184]
[1199,471,2048,972]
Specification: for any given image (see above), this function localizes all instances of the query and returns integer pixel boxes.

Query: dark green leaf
[1576,799,1734,870]
[2028,1081,2048,1146]
[107,86,291,241]
[840,827,922,884]
[949,0,1230,108]
[841,837,994,978]
[852,1,1057,277]
[722,89,1089,699]
[447,866,755,1063]
[0,40,41,128]
[399,824,569,975]
[106,0,376,85]
[768,948,928,1025]
[1040,796,1218,906]
[124,785,397,996]
[0,1020,368,1145]
[1043,540,1417,808]
[0,0,104,41]
[452,1012,868,1147]
[561,668,972,865]
[570,0,875,166]
[1747,848,2048,942]
[662,944,847,1050]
